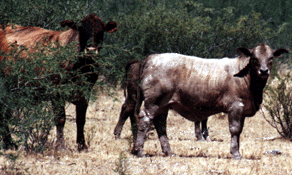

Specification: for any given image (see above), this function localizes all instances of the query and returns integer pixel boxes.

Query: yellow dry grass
[1,89,292,174]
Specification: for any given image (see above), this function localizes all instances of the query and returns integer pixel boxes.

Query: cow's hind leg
[201,119,211,141]
[114,102,137,139]
[153,110,174,156]
[129,109,138,141]
[195,119,211,142]
[0,110,18,150]
[195,121,205,141]
[52,99,66,150]
[73,96,88,151]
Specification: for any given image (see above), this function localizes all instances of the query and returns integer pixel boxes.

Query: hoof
[131,148,144,157]
[114,134,121,140]
[55,140,66,151]
[197,138,206,142]
[77,143,88,152]
[205,136,211,142]
[166,152,176,157]
[232,154,242,160]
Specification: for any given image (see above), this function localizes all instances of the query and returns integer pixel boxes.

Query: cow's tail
[134,56,150,119]
[122,59,140,98]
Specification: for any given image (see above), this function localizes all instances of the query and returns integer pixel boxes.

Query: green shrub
[108,1,274,65]
[0,41,100,152]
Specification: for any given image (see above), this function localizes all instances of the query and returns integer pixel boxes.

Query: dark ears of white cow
[236,47,253,57]
[273,48,289,57]
[233,47,252,78]
[234,64,250,78]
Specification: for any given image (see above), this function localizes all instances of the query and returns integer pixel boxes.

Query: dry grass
[1,89,292,174]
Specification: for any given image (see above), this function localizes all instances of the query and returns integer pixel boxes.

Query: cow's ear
[234,63,250,77]
[236,47,253,57]
[60,20,77,30]
[274,48,289,57]
[105,21,117,33]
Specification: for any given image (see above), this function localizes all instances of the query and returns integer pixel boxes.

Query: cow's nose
[260,68,269,75]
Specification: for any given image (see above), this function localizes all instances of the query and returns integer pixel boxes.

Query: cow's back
[141,53,238,95]
[3,25,79,50]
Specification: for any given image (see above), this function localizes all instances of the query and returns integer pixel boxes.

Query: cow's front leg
[52,99,66,150]
[132,109,152,157]
[228,102,245,159]
[153,110,174,156]
[74,97,88,151]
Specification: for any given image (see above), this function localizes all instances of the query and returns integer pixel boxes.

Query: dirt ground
[1,90,292,174]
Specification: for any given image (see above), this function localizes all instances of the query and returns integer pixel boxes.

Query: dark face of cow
[60,13,117,53]
[234,44,289,79]
[79,13,117,53]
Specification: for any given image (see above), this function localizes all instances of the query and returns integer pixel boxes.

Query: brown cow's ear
[273,48,289,57]
[105,21,117,33]
[234,63,250,77]
[236,47,253,57]
[60,20,77,30]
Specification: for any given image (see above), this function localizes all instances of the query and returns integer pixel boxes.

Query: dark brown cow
[0,13,117,151]
[132,44,288,159]
[113,59,210,142]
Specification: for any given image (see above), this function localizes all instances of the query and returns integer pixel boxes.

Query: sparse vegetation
[86,125,97,148]
[0,91,291,174]
[263,70,292,140]
[113,152,129,175]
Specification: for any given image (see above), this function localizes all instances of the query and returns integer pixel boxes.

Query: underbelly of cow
[170,103,221,122]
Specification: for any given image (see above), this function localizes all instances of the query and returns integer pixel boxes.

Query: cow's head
[60,13,117,53]
[234,43,289,79]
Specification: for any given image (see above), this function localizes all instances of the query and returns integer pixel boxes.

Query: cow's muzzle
[258,68,270,79]
[84,46,102,55]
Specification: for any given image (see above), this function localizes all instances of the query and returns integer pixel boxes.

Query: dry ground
[1,89,292,174]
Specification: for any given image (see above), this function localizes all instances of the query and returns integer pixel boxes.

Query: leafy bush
[263,69,292,140]
[108,1,274,66]
[0,41,100,152]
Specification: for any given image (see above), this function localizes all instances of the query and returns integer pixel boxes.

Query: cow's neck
[249,71,267,111]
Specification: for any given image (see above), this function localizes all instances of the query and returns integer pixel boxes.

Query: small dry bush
[263,66,292,140]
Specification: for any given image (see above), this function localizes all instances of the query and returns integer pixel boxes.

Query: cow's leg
[195,121,205,141]
[153,110,174,156]
[114,102,135,139]
[52,99,66,150]
[228,102,245,159]
[195,119,210,141]
[129,109,138,142]
[74,96,88,151]
[0,110,18,150]
[201,119,211,141]
[132,109,152,157]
